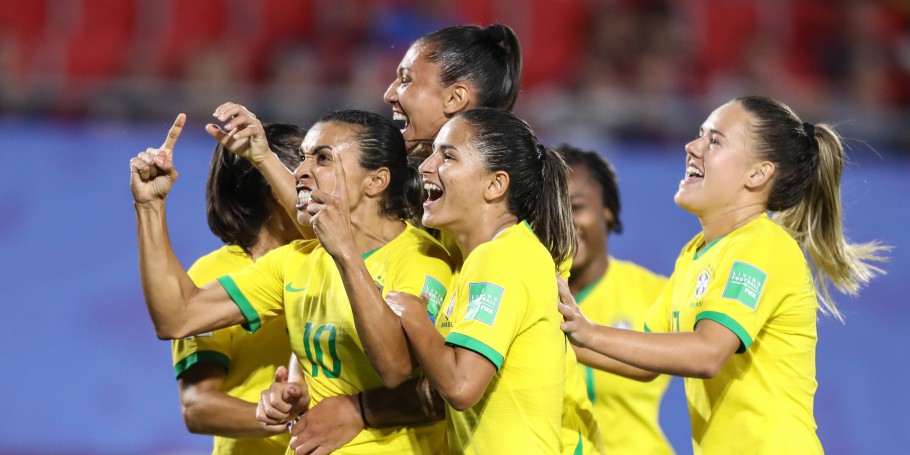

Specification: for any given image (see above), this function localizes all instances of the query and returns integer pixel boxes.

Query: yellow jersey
[434,221,565,454]
[645,214,821,454]
[220,223,453,454]
[172,245,291,455]
[576,258,673,455]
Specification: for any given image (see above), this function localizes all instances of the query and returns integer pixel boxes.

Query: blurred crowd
[2,0,909,151]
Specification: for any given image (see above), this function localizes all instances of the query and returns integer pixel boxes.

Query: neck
[350,205,406,255]
[451,210,519,261]
[247,223,292,261]
[568,251,609,297]
[698,203,766,244]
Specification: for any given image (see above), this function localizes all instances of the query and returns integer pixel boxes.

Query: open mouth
[685,165,704,180]
[392,109,409,132]
[424,181,443,204]
[296,185,312,209]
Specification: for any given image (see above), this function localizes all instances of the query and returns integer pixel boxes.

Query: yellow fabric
[577,258,673,455]
[222,224,453,454]
[561,345,606,454]
[434,222,564,454]
[645,214,822,454]
[172,245,291,455]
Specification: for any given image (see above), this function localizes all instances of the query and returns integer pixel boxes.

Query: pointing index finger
[161,113,186,155]
[331,148,348,198]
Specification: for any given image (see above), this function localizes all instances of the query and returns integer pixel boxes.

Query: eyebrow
[435,143,457,152]
[305,145,333,156]
[708,128,726,138]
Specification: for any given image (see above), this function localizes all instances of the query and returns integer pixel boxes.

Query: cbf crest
[695,268,710,300]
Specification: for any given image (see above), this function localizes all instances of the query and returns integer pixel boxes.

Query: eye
[443,152,454,161]
[316,152,330,164]
[570,203,583,212]
[709,136,720,145]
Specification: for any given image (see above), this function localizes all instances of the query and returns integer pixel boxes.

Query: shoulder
[188,245,252,284]
[609,257,667,285]
[725,216,805,264]
[466,223,553,278]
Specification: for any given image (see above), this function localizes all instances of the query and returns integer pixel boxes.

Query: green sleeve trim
[644,324,652,333]
[173,350,230,379]
[696,310,752,353]
[217,276,261,333]
[573,431,584,455]
[445,332,505,370]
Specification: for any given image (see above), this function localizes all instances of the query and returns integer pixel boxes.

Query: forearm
[183,391,280,438]
[136,202,244,338]
[135,201,201,338]
[583,325,730,379]
[572,345,658,382]
[335,255,414,386]
[398,316,470,408]
[361,376,445,428]
[253,152,313,238]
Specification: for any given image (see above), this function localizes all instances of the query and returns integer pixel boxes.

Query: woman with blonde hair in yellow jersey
[171,123,305,455]
[557,144,675,455]
[559,96,888,454]
[130,110,453,454]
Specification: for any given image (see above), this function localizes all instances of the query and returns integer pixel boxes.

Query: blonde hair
[736,96,889,321]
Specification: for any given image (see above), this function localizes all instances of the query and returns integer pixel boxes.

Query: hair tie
[484,24,506,44]
[535,143,546,161]
[803,122,816,145]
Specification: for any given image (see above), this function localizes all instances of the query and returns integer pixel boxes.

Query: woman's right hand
[129,114,185,203]
[207,102,273,166]
[556,275,597,349]
[256,366,311,432]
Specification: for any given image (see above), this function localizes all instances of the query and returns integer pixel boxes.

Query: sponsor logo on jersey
[466,282,504,326]
[695,268,710,300]
[611,320,632,330]
[184,332,213,340]
[722,261,766,310]
[285,283,308,292]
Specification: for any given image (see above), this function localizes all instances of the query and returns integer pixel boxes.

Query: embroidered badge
[466,282,504,326]
[722,261,767,310]
[422,275,447,323]
[695,268,710,300]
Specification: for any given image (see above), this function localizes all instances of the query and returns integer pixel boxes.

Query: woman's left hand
[556,276,596,348]
[308,149,358,260]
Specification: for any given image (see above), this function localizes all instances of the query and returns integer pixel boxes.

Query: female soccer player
[172,123,305,455]
[559,96,888,454]
[557,144,674,454]
[131,110,453,454]
[242,23,603,454]
[384,107,576,454]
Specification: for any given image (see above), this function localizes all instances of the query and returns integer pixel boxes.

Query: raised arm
[207,102,312,238]
[387,292,496,411]
[131,114,247,339]
[306,150,416,387]
[557,277,740,379]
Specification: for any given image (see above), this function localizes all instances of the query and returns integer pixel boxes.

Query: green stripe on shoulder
[173,350,230,378]
[445,332,505,370]
[217,275,261,333]
[644,324,652,333]
[696,310,753,353]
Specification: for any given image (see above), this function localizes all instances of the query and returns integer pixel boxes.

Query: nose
[383,80,398,105]
[294,159,312,182]
[418,151,439,175]
[684,137,702,159]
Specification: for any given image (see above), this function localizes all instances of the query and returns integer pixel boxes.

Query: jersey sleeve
[218,245,291,334]
[644,271,675,333]
[694,246,776,353]
[445,254,533,370]
[386,242,453,324]
[171,331,232,378]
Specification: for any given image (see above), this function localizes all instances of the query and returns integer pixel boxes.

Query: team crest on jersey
[445,292,456,319]
[466,282,504,326]
[694,268,710,300]
[722,261,767,310]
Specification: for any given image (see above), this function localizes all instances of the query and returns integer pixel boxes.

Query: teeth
[686,166,704,178]
[424,182,442,192]
[297,190,312,205]
[392,112,407,122]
